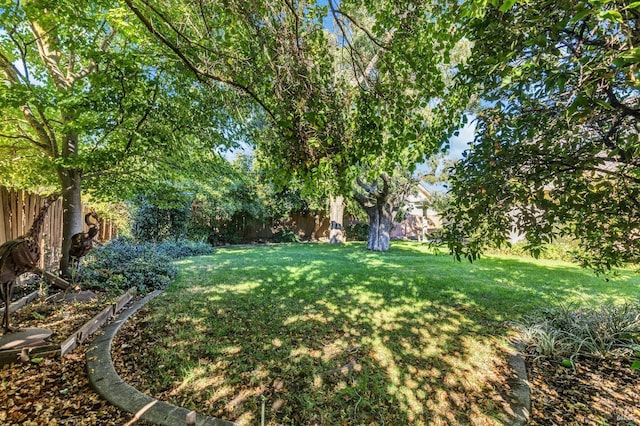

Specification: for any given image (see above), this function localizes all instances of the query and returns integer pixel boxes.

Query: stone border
[86,290,236,426]
[507,341,531,425]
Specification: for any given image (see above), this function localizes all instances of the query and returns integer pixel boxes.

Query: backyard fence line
[0,186,116,270]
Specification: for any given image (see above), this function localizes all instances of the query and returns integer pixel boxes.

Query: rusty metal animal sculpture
[0,193,59,333]
[69,211,100,271]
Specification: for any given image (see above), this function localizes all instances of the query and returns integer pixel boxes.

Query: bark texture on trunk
[354,173,414,252]
[59,169,83,278]
[364,202,393,251]
[329,195,345,244]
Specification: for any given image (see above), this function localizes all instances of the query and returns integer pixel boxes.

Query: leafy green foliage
[0,0,240,195]
[0,0,240,276]
[486,240,585,263]
[78,237,213,293]
[515,302,640,363]
[423,192,452,216]
[131,194,191,243]
[345,222,369,241]
[124,0,471,200]
[154,239,215,259]
[444,1,640,271]
[187,154,312,244]
[271,229,300,243]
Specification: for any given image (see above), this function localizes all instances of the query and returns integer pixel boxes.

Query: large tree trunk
[58,168,83,279]
[364,203,393,251]
[329,195,345,244]
[354,172,414,252]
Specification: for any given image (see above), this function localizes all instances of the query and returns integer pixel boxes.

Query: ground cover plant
[113,242,639,425]
[78,238,214,293]
[515,302,640,425]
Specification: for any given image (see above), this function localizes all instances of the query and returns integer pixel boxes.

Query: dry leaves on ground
[527,356,640,425]
[0,350,132,425]
[1,290,138,425]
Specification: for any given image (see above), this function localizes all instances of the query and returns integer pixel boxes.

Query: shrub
[131,194,191,243]
[515,301,640,364]
[346,222,369,241]
[78,238,214,293]
[272,229,299,243]
[155,239,215,258]
[487,239,584,263]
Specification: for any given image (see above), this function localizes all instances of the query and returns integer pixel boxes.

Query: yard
[112,242,639,425]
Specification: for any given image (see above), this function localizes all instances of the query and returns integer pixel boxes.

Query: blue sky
[448,115,476,160]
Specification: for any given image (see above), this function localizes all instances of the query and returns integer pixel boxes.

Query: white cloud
[447,114,477,159]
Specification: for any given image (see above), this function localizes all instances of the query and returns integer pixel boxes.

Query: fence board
[17,190,24,236]
[11,190,16,234]
[5,190,11,238]
[0,186,116,270]
[0,188,6,244]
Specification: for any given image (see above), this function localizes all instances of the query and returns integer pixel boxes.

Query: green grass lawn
[125,242,639,425]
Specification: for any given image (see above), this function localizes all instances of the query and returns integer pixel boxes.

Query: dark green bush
[78,238,214,293]
[131,194,191,243]
[272,229,299,243]
[346,222,369,241]
[155,239,215,258]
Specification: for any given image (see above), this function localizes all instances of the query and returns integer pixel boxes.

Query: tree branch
[124,0,279,123]
[606,87,640,120]
[28,20,71,90]
[356,176,379,196]
[0,49,24,83]
[0,129,49,151]
[125,81,159,152]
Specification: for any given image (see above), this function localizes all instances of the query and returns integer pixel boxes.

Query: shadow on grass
[126,242,638,425]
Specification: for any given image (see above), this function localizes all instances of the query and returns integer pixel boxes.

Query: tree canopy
[0,0,240,274]
[124,0,470,197]
[444,0,640,271]
[0,0,238,198]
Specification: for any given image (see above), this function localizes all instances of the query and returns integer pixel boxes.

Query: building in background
[391,183,442,241]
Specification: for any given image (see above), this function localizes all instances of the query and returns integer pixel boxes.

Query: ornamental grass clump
[515,301,640,363]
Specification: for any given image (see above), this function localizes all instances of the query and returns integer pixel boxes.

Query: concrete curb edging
[507,341,531,425]
[86,290,236,426]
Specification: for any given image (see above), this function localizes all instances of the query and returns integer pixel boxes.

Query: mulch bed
[0,288,138,425]
[526,355,640,425]
[8,275,43,302]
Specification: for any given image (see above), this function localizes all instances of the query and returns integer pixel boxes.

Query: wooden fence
[0,186,116,270]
